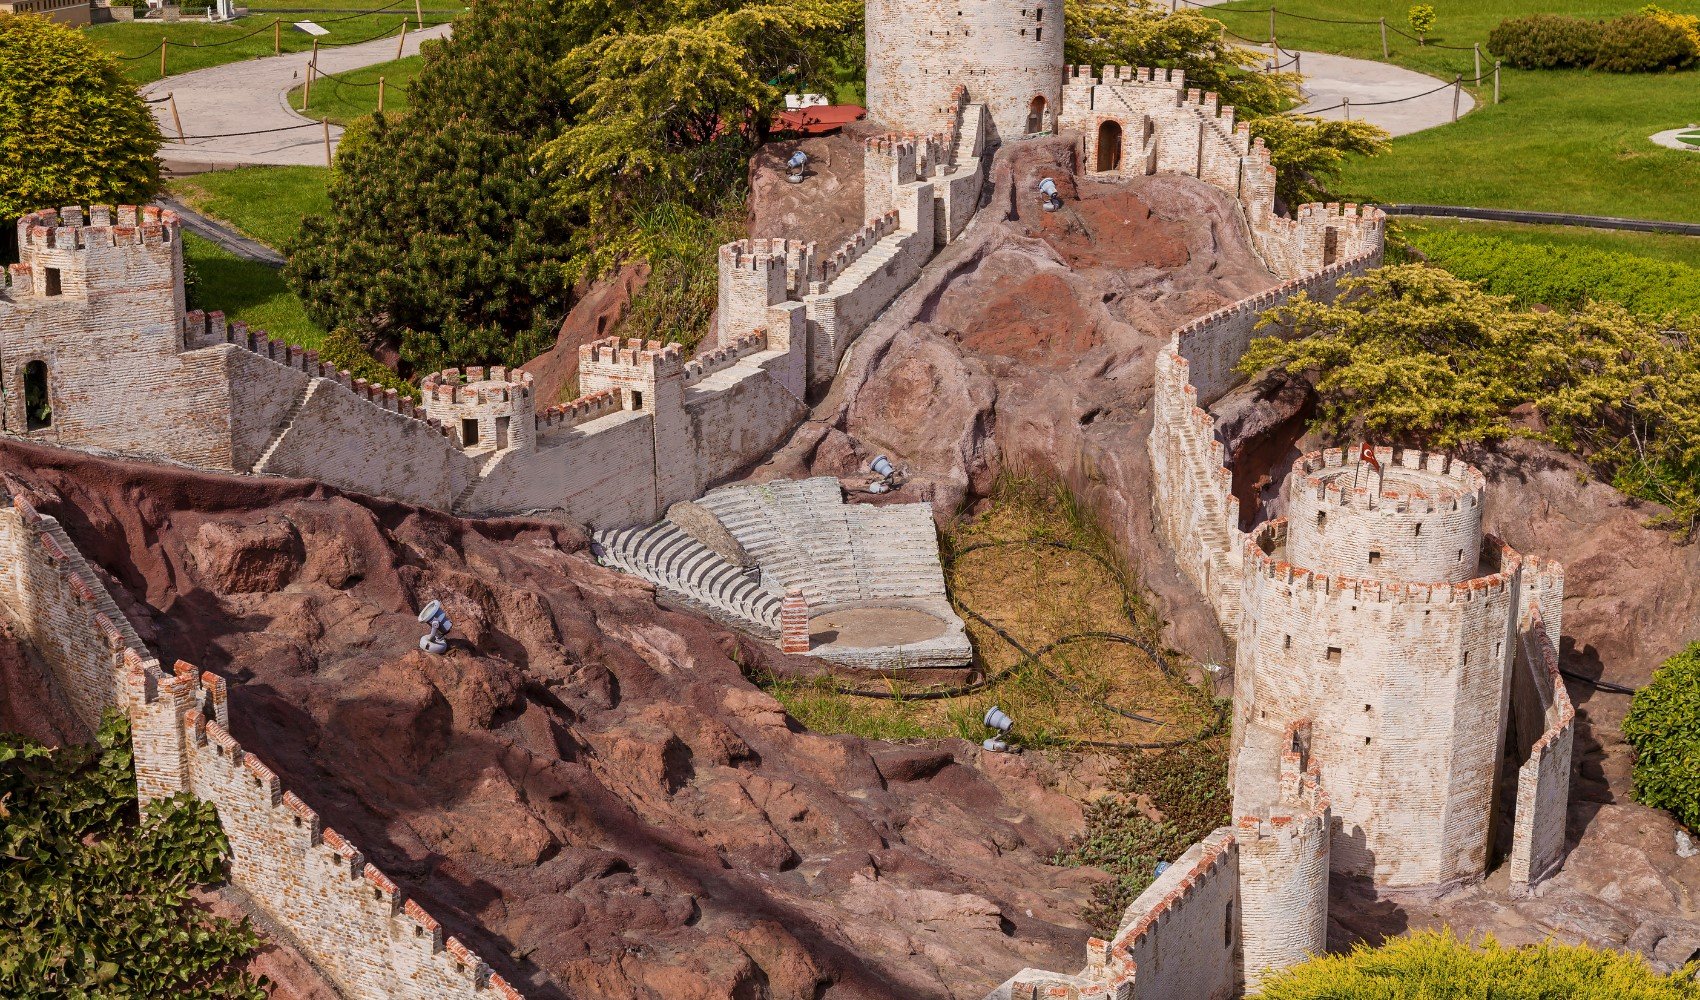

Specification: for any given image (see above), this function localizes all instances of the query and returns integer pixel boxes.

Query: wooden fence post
[1474,43,1481,82]
[159,37,168,77]
[273,18,280,56]
[413,0,422,28]
[377,76,385,114]
[1494,61,1501,104]
[1452,74,1461,121]
[302,62,312,110]
[395,21,407,61]
[167,92,185,142]
[1269,7,1276,49]
[1379,17,1388,58]
[323,119,332,167]
[1342,96,1350,120]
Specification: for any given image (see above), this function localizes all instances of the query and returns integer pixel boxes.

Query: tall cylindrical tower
[1235,447,1518,892]
[864,0,1065,142]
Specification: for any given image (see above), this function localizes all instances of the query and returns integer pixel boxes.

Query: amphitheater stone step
[593,521,781,637]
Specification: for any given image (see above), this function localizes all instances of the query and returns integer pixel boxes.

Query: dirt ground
[0,439,1110,1000]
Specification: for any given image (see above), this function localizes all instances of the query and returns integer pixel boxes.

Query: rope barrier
[165,121,322,140]
[316,0,405,22]
[760,539,1227,751]
[179,16,279,47]
[116,40,166,60]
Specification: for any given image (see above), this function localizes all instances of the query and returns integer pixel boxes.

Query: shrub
[1488,15,1603,70]
[1256,929,1700,998]
[1238,265,1700,538]
[1407,3,1435,43]
[0,14,161,221]
[1488,11,1698,71]
[1248,115,1388,208]
[1624,644,1700,831]
[1592,13,1697,72]
[0,713,265,996]
[1395,225,1700,324]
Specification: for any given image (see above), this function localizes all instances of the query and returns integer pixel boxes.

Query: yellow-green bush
[1624,643,1700,832]
[1256,930,1700,999]
[0,14,160,223]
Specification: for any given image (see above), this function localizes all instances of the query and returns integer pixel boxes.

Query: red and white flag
[1359,441,1381,473]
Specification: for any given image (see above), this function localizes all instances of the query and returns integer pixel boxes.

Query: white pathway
[1283,48,1474,137]
[141,23,451,168]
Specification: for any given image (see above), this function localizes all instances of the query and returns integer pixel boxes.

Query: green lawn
[183,233,326,348]
[171,165,329,250]
[86,11,445,86]
[1210,0,1700,223]
[1394,217,1700,266]
[289,54,421,124]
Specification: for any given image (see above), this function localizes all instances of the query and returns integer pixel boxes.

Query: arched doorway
[1026,95,1047,135]
[23,360,51,430]
[1096,120,1123,172]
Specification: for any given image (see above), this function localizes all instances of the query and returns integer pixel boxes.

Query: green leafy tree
[1238,265,1700,537]
[1408,3,1437,44]
[1624,643,1700,831]
[0,14,160,225]
[1063,0,1299,117]
[0,713,265,997]
[284,0,583,373]
[1256,930,1700,998]
[1249,115,1389,208]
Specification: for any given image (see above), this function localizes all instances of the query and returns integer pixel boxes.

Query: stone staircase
[950,103,986,168]
[695,478,862,606]
[594,519,783,638]
[249,383,312,473]
[818,237,905,298]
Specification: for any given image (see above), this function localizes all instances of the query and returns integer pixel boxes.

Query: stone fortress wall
[0,485,525,999]
[865,0,1064,141]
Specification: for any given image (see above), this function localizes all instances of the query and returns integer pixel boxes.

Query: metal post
[273,18,280,56]
[395,21,407,61]
[1474,43,1481,82]
[167,92,185,142]
[323,119,332,167]
[159,37,167,78]
[377,75,385,114]
[1379,17,1388,58]
[1494,61,1501,104]
[1452,74,1461,121]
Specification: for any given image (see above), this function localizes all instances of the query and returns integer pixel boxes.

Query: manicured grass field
[289,54,421,125]
[1209,0,1700,223]
[1395,218,1700,266]
[171,165,329,250]
[86,10,444,86]
[183,233,325,348]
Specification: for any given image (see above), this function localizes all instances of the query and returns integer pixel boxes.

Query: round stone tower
[1235,447,1518,892]
[865,0,1065,141]
[421,366,535,455]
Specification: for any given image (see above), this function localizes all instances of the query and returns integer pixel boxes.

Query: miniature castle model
[0,4,1576,998]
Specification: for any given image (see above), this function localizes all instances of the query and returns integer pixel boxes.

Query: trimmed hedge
[1489,12,1698,72]
[1624,644,1700,832]
[1397,226,1700,323]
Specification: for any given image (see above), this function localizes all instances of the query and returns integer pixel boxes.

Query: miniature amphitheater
[0,0,1580,997]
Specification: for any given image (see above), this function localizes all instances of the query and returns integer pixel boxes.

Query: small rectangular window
[44,268,61,296]
[1415,523,1423,536]
[1035,26,1042,40]
[1458,548,1465,563]
[1368,551,1382,565]
[460,418,478,445]
[630,389,644,410]
[1326,646,1342,663]
[1224,901,1234,946]
[1283,635,1292,649]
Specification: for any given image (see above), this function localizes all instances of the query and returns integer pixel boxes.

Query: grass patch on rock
[764,473,1223,749]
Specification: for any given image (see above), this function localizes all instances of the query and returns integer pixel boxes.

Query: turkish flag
[1360,441,1381,472]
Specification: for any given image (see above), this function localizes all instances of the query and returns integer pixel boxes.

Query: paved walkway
[140,23,451,168]
[1284,49,1472,137]
[155,195,286,265]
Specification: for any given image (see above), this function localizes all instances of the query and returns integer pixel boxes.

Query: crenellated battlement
[1086,64,1187,90]
[421,366,534,406]
[1245,520,1521,607]
[16,205,178,253]
[578,336,685,375]
[160,666,525,999]
[536,389,622,431]
[1295,446,1486,513]
[421,366,537,453]
[811,211,902,291]
[684,330,769,386]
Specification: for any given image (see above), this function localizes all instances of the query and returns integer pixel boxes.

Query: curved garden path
[141,22,451,168]
[1286,49,1473,137]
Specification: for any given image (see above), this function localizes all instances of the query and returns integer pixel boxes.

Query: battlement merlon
[717,239,812,335]
[17,205,179,253]
[577,336,687,410]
